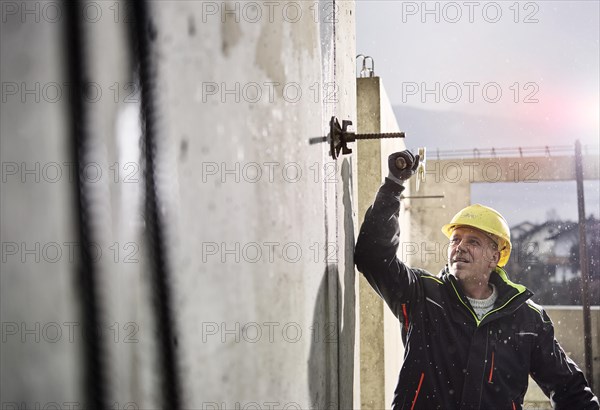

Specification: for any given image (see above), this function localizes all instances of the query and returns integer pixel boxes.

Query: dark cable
[64,1,108,409]
[129,1,182,408]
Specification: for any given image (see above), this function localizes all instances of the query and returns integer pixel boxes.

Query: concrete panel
[148,1,356,408]
[2,2,156,408]
[1,4,82,407]
[356,77,406,409]
[333,2,359,409]
[405,162,470,276]
[379,83,407,410]
[428,156,599,184]
[356,77,385,410]
[522,307,600,408]
[548,306,600,392]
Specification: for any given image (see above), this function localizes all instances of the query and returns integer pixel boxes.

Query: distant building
[511,221,537,242]
[511,217,599,283]
[546,217,600,283]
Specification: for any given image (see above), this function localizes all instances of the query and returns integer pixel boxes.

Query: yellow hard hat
[441,204,512,267]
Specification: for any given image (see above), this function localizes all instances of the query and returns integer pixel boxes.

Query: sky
[471,180,600,226]
[356,1,600,224]
[356,0,600,150]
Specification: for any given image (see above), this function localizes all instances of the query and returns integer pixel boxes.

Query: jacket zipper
[488,350,495,383]
[410,372,425,410]
[402,303,410,331]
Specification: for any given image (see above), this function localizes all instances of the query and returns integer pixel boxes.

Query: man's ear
[483,242,500,268]
[487,249,501,269]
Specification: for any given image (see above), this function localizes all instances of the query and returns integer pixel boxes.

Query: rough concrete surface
[2,0,357,408]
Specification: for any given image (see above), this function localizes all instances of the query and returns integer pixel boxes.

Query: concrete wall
[522,306,600,409]
[1,3,83,407]
[161,1,357,407]
[1,1,164,408]
[356,77,406,410]
[1,1,358,408]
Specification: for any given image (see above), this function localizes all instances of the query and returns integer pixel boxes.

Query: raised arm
[354,151,422,318]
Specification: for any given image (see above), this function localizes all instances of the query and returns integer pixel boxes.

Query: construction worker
[354,150,599,410]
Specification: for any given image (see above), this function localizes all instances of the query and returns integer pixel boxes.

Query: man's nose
[455,240,468,253]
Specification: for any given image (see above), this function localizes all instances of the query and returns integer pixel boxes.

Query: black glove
[387,150,420,185]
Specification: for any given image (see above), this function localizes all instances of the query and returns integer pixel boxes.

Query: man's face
[447,226,501,284]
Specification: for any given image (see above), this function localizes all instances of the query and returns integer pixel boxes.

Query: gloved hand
[387,150,420,185]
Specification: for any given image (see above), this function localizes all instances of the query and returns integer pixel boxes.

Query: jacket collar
[440,266,534,326]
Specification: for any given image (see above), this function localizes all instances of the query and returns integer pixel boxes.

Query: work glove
[387,150,420,185]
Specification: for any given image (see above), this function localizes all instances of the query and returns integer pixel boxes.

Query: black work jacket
[355,180,599,410]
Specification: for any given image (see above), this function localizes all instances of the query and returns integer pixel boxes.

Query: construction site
[1,1,599,409]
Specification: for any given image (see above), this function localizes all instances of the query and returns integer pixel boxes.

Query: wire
[65,1,108,408]
[130,1,182,408]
